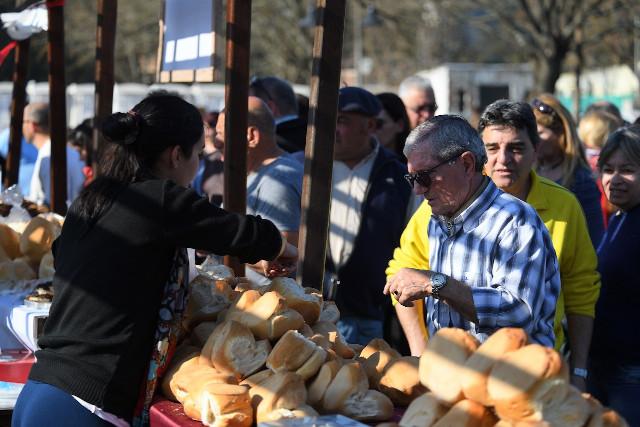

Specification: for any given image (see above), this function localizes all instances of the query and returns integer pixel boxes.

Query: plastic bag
[0,185,30,233]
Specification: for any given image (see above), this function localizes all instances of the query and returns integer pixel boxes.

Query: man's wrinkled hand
[383,268,432,307]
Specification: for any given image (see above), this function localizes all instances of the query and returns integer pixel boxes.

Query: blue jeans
[13,380,115,427]
[336,316,383,346]
[587,359,640,427]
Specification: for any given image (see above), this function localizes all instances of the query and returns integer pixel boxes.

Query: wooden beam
[47,0,67,215]
[222,0,251,276]
[297,0,346,290]
[93,0,118,176]
[4,39,29,190]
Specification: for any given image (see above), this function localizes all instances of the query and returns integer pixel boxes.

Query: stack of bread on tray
[164,267,628,427]
[0,214,62,281]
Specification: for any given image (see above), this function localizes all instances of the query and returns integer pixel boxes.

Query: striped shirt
[426,179,560,347]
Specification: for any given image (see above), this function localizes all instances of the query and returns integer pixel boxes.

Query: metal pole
[47,0,67,215]
[297,0,346,290]
[223,0,251,277]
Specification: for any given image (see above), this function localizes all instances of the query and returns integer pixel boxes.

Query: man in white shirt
[23,103,85,207]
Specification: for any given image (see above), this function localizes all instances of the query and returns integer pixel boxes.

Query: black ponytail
[73,92,203,221]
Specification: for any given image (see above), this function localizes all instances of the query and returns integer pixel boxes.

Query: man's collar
[525,170,549,211]
[275,114,298,125]
[435,177,500,234]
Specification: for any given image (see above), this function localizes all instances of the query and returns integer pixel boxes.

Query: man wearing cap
[327,86,412,346]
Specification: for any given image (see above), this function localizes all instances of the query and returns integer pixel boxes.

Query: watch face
[432,273,446,287]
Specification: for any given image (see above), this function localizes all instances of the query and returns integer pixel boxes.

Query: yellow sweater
[386,171,601,349]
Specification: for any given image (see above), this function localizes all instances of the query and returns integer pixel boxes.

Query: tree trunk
[534,42,570,94]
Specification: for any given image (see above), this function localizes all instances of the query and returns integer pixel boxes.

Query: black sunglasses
[249,76,273,102]
[404,153,461,188]
[531,98,557,118]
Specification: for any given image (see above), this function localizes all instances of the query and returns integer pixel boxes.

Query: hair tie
[123,110,141,146]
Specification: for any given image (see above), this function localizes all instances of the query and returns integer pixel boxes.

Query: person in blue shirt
[0,127,38,195]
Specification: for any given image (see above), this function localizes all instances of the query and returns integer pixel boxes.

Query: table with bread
[156,267,629,427]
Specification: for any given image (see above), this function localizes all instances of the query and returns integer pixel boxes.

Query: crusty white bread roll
[307,359,342,407]
[541,386,590,427]
[359,338,402,388]
[378,356,428,406]
[200,320,271,379]
[0,223,22,259]
[341,389,394,422]
[312,321,356,359]
[248,371,307,423]
[169,363,236,404]
[419,328,479,405]
[318,300,340,324]
[182,382,253,427]
[269,277,322,325]
[266,329,318,373]
[19,216,61,264]
[461,327,528,405]
[322,361,369,413]
[259,404,318,423]
[239,369,273,388]
[295,346,327,380]
[161,345,202,401]
[399,392,447,427]
[431,399,497,427]
[0,259,36,281]
[184,276,234,330]
[38,251,55,279]
[488,344,569,423]
[191,321,219,348]
[254,307,305,342]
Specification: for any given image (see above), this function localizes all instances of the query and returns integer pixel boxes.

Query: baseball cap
[338,86,382,117]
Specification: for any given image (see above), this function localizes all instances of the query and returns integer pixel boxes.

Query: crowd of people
[4,74,640,426]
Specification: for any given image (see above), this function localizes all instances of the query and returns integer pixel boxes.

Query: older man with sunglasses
[384,115,561,350]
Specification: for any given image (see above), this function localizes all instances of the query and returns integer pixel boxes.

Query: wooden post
[4,39,29,190]
[223,0,251,276]
[93,0,118,174]
[297,0,346,290]
[47,0,67,215]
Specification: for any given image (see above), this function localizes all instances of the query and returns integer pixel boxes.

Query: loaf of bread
[19,216,61,264]
[487,344,569,423]
[308,359,342,407]
[268,277,322,325]
[322,361,369,412]
[419,328,479,405]
[359,338,401,388]
[200,320,271,379]
[266,329,325,380]
[161,345,202,401]
[378,356,427,406]
[341,389,394,422]
[248,371,307,423]
[461,327,528,405]
[399,392,447,427]
[312,321,356,359]
[541,386,591,427]
[431,399,497,427]
[0,223,22,259]
[239,369,273,388]
[169,361,236,404]
[182,382,253,427]
[184,275,234,330]
[258,404,318,423]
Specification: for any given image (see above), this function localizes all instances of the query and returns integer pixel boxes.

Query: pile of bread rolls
[165,273,406,426]
[383,327,628,427]
[0,214,62,282]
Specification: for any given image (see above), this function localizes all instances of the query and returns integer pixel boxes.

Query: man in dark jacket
[327,86,412,345]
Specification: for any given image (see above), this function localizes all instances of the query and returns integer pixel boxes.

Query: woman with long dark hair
[12,92,296,426]
[376,92,411,160]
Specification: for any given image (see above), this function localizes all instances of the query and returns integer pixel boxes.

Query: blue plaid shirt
[426,179,560,347]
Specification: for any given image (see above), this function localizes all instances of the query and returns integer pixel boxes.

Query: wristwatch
[430,273,448,299]
[572,367,588,379]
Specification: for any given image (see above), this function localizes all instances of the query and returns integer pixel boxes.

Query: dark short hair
[249,76,298,116]
[598,125,640,171]
[478,100,539,147]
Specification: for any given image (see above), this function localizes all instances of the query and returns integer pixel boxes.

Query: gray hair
[25,102,50,133]
[250,76,298,117]
[403,115,487,172]
[398,75,434,99]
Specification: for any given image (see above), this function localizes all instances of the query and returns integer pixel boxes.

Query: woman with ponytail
[12,92,297,427]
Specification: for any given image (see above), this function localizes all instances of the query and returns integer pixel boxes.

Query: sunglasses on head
[404,153,462,189]
[531,98,558,118]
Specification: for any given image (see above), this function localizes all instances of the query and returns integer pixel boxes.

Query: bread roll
[541,386,590,427]
[0,223,22,259]
[312,321,356,359]
[170,363,236,404]
[19,216,60,263]
[184,276,233,330]
[299,323,314,338]
[419,328,479,405]
[0,244,9,264]
[322,362,369,413]
[318,300,340,323]
[248,372,307,423]
[161,345,202,401]
[431,399,497,427]
[378,356,427,406]
[269,277,322,325]
[191,321,219,348]
[183,382,253,427]
[461,327,528,405]
[266,329,317,373]
[239,369,273,388]
[400,392,447,427]
[259,404,319,423]
[488,344,569,423]
[295,346,327,380]
[307,359,342,407]
[200,320,270,379]
[38,251,55,279]
[359,338,401,388]
[0,259,36,281]
[341,389,394,422]
[254,308,305,341]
